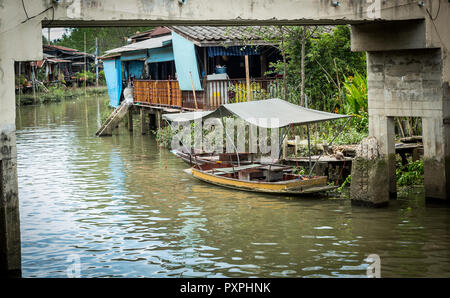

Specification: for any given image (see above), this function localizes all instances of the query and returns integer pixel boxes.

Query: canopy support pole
[278,127,289,161]
[220,110,240,167]
[308,116,352,178]
[306,123,312,176]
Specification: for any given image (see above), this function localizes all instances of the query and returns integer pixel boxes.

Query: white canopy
[105,35,172,55]
[164,98,349,128]
[162,111,213,122]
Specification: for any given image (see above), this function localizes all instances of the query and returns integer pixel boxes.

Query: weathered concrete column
[422,114,450,200]
[0,55,23,278]
[365,49,449,202]
[350,137,390,207]
[140,108,147,135]
[0,129,21,277]
[369,114,397,198]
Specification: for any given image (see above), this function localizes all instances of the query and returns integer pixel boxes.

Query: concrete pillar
[422,115,450,201]
[350,137,390,207]
[369,114,397,198]
[364,49,449,202]
[140,108,147,135]
[0,60,21,278]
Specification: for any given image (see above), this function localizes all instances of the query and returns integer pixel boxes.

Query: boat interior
[194,163,323,184]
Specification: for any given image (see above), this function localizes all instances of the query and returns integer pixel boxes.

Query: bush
[396,159,424,186]
[75,71,96,83]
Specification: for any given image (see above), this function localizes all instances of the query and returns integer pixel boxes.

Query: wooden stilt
[140,108,146,135]
[128,107,133,131]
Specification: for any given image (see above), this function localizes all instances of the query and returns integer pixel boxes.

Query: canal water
[16,95,450,278]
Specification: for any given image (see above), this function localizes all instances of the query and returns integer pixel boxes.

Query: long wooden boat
[171,149,255,166]
[184,163,336,195]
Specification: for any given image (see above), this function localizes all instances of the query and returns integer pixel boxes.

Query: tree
[54,27,153,55]
[268,25,366,111]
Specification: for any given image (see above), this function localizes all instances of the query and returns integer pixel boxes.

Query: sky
[41,28,69,41]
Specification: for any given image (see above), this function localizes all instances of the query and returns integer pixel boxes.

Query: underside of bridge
[1,0,449,277]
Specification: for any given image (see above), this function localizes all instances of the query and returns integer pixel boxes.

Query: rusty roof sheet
[168,26,278,47]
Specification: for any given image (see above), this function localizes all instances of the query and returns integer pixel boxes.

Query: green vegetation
[396,159,424,187]
[17,86,108,106]
[55,27,153,55]
[100,97,114,124]
[75,71,96,83]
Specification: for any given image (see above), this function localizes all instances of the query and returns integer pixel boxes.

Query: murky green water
[15,95,450,278]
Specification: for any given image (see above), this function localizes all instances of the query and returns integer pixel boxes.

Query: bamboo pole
[189,71,198,110]
[245,55,251,101]
[18,62,21,107]
[32,65,36,105]
[95,37,99,87]
[84,32,87,96]
[397,117,405,138]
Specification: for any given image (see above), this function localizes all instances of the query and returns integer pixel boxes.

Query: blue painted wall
[103,58,122,107]
[126,61,145,79]
[120,50,147,61]
[147,47,174,63]
[171,32,202,91]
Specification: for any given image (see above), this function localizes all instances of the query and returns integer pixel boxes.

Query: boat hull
[184,168,336,195]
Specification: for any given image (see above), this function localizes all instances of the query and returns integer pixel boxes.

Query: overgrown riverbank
[16,86,108,106]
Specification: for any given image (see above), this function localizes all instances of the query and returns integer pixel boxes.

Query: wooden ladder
[95,101,132,137]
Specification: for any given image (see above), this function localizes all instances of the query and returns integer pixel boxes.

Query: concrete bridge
[1,0,449,277]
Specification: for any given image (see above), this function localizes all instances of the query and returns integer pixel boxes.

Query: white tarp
[163,98,349,128]
[162,111,213,122]
[206,98,349,128]
[105,35,172,55]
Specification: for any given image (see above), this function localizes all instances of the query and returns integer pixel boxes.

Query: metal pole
[220,110,240,167]
[306,123,312,175]
[305,95,312,176]
[277,127,289,161]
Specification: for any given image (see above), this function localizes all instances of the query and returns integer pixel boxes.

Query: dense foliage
[267,25,366,111]
[396,159,424,187]
[54,27,153,55]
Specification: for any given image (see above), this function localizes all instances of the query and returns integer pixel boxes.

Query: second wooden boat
[184,163,336,195]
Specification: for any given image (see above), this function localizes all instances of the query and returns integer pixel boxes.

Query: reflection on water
[16,96,450,278]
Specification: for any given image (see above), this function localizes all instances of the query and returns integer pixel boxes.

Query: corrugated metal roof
[44,44,80,52]
[168,26,278,47]
[130,27,171,41]
[104,34,172,55]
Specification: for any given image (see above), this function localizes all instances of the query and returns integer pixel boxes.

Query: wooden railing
[134,80,182,107]
[133,78,279,110]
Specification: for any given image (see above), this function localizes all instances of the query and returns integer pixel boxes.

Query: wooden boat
[171,149,255,167]
[183,163,336,195]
